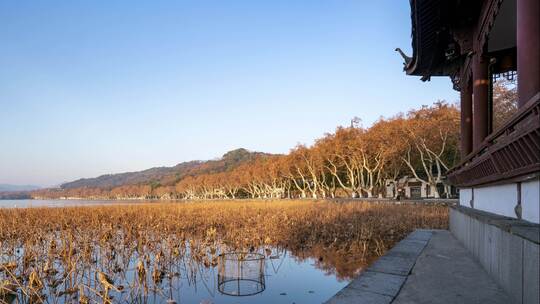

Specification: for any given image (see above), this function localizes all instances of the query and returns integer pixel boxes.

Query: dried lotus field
[0,200,448,304]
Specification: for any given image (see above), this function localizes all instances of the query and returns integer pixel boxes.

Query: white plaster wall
[460,181,540,224]
[459,188,473,207]
[522,178,540,224]
[474,183,518,218]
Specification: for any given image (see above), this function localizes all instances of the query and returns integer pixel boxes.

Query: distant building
[385,177,455,199]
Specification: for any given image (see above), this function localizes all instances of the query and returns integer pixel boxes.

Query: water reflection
[1,240,362,304]
[0,200,371,303]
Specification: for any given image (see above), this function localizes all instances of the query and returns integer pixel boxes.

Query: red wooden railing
[448,93,540,187]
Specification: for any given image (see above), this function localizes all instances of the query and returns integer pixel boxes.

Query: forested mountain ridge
[60,148,270,190]
[60,161,201,189]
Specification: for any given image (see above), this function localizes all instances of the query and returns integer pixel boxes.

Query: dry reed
[0,200,448,303]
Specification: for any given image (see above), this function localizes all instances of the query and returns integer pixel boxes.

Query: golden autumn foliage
[32,101,460,200]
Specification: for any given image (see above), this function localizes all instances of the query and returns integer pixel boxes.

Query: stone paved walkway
[325,230,513,304]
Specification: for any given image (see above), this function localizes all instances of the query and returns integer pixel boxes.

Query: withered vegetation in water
[0,200,448,303]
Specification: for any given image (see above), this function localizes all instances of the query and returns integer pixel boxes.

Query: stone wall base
[450,206,539,304]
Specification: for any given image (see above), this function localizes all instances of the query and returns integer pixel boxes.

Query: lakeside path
[325,229,513,304]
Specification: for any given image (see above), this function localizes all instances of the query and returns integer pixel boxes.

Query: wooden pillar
[473,54,489,149]
[460,79,473,158]
[517,0,540,107]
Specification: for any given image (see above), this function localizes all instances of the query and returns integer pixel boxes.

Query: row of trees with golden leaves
[34,102,460,200]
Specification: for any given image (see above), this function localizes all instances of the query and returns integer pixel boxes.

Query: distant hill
[0,184,41,192]
[60,148,270,190]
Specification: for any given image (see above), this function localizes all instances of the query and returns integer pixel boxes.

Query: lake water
[0,199,140,208]
[0,199,358,304]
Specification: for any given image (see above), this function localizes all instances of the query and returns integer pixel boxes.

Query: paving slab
[367,254,417,276]
[407,229,433,242]
[386,240,427,258]
[393,230,513,304]
[347,271,406,297]
[325,287,394,304]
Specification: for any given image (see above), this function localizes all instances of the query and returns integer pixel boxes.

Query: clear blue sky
[0,1,458,187]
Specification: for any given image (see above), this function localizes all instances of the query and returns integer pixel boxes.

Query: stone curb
[324,230,434,304]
